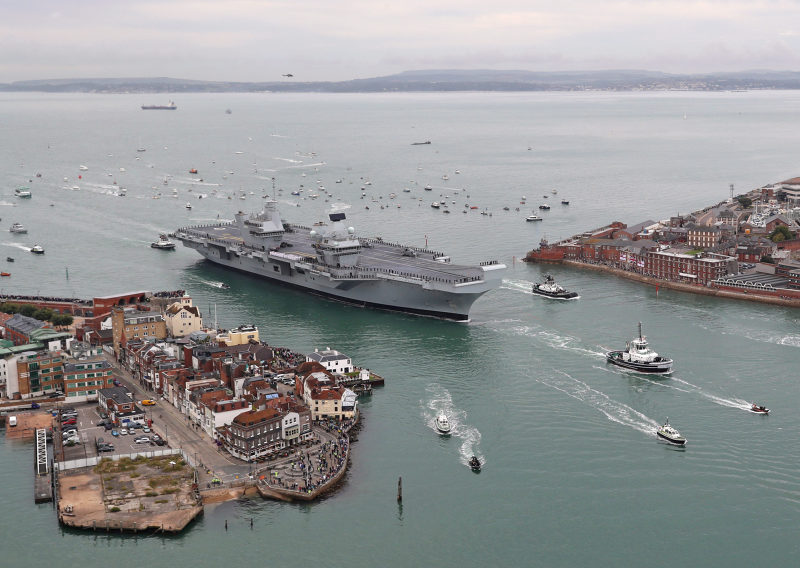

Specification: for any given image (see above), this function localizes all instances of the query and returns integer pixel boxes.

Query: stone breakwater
[563,260,800,308]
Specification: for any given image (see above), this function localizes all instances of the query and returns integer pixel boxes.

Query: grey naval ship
[174,200,505,321]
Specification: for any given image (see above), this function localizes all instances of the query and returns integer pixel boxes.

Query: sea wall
[562,260,800,308]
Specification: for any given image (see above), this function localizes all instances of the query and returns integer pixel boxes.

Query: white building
[306,348,352,374]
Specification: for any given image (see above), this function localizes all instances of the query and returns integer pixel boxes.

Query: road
[107,357,251,486]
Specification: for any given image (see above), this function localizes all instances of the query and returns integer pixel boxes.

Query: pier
[33,428,53,503]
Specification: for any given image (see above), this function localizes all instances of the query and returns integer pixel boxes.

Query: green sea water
[1,91,800,566]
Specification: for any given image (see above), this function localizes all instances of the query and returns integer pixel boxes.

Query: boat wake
[508,325,607,359]
[669,376,752,411]
[500,278,535,295]
[423,384,484,466]
[539,371,660,437]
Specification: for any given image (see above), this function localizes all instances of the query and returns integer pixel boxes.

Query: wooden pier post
[397,476,402,502]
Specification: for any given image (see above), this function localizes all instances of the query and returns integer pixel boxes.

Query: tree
[760,255,775,264]
[736,196,753,209]
[769,225,793,242]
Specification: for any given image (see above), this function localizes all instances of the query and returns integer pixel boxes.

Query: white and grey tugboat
[531,274,579,299]
[606,322,673,374]
[174,199,505,321]
[656,418,686,446]
[150,234,176,250]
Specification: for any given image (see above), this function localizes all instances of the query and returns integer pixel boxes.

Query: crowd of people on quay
[268,346,306,369]
[264,434,350,495]
[152,289,186,298]
[0,293,92,305]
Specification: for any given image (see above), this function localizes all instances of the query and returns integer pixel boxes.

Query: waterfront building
[216,324,259,346]
[164,296,203,338]
[300,372,358,421]
[645,249,733,285]
[219,408,285,462]
[306,348,353,374]
[200,397,250,439]
[779,177,800,207]
[613,220,658,241]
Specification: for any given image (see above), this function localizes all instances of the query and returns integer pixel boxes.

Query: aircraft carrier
[174,200,505,320]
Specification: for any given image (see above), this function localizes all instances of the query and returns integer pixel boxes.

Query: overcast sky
[4,1,800,82]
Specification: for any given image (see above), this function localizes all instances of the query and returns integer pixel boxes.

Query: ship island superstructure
[174,200,505,320]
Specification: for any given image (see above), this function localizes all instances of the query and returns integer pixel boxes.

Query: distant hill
[4,69,800,93]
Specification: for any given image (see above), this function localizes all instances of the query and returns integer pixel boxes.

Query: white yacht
[656,418,686,446]
[186,202,192,210]
[526,214,542,222]
[9,223,27,234]
[435,413,452,434]
[606,322,673,374]
[431,201,441,209]
[14,187,32,198]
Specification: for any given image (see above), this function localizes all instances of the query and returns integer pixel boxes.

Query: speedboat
[435,413,452,434]
[9,222,27,234]
[656,418,686,446]
[531,274,579,299]
[431,202,441,209]
[750,403,769,415]
[186,202,192,209]
[606,322,673,374]
[6,257,14,262]
[150,234,176,250]
[561,199,570,205]
[30,245,45,255]
[15,187,32,198]
[469,455,481,472]
[525,214,542,222]
[538,203,551,210]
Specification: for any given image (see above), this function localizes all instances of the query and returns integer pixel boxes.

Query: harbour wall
[562,260,800,308]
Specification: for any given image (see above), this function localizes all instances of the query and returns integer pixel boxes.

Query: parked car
[130,423,143,430]
[111,430,119,437]
[31,402,40,409]
[61,419,77,426]
[119,428,128,436]
[140,399,156,406]
[104,423,114,430]
[64,435,80,444]
[97,444,114,453]
[153,439,167,446]
[62,428,77,436]
[134,436,150,444]
[142,427,151,433]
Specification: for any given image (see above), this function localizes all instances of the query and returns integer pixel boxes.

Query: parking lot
[56,402,166,462]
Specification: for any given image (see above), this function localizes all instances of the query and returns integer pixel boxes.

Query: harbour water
[2,91,800,565]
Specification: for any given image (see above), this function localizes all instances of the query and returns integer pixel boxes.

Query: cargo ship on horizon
[141,101,177,110]
[174,200,505,321]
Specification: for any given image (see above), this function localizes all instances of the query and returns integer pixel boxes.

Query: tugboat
[531,274,579,300]
[750,403,769,415]
[435,413,452,435]
[606,322,673,374]
[469,455,482,472]
[656,418,686,446]
[150,234,176,250]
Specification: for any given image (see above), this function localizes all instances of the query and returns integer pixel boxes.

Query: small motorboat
[6,257,14,262]
[538,203,551,210]
[186,202,192,209]
[561,199,570,205]
[469,455,481,472]
[150,234,176,250]
[14,187,32,198]
[435,413,452,435]
[750,403,769,415]
[606,322,673,374]
[0,272,10,277]
[656,418,686,446]
[30,245,45,255]
[9,222,27,234]
[189,168,198,174]
[531,274,579,299]
[526,214,542,222]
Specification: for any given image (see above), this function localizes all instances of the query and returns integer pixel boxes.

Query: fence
[55,448,183,472]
